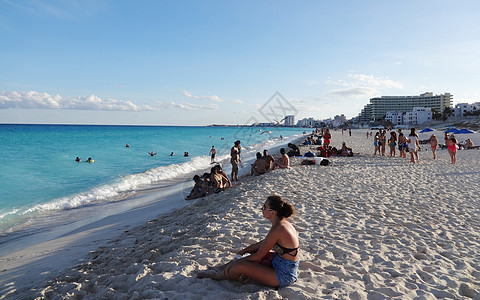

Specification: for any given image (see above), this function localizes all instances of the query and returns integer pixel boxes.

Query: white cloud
[0,91,155,111]
[233,99,244,104]
[182,90,222,102]
[158,101,219,111]
[324,87,379,99]
[347,74,403,89]
[322,73,403,99]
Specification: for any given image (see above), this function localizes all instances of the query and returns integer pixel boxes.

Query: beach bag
[320,159,330,166]
[304,151,315,157]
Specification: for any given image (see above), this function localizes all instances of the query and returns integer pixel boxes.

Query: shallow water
[0,124,306,238]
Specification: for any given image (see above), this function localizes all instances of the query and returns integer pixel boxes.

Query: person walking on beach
[407,128,420,163]
[445,132,458,164]
[430,134,438,159]
[209,146,216,163]
[197,195,299,288]
[230,140,241,181]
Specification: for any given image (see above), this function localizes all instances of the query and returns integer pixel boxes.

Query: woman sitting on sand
[273,148,290,169]
[197,195,300,288]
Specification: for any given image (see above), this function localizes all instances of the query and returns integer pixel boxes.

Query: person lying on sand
[197,195,300,288]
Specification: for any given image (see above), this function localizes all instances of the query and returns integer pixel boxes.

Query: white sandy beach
[2,129,480,299]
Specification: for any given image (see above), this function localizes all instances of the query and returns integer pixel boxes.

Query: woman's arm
[238,241,263,255]
[244,228,281,262]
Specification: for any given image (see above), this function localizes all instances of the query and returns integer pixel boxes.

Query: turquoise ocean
[0,124,306,249]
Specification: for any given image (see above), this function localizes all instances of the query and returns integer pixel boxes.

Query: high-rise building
[284,115,295,126]
[358,92,452,122]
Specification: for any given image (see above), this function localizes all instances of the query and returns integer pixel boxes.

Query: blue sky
[1,0,479,125]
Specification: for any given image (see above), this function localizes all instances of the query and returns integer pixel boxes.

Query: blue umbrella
[419,128,434,133]
[456,128,476,134]
[444,128,459,133]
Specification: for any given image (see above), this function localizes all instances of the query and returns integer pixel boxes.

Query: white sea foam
[11,134,305,219]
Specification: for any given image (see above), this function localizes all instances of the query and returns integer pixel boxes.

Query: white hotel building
[358,92,452,122]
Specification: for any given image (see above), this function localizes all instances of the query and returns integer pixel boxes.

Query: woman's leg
[198,260,279,287]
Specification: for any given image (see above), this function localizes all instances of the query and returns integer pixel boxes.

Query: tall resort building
[358,92,452,122]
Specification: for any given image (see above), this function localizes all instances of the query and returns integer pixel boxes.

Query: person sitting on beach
[251,152,269,176]
[287,143,300,157]
[148,151,157,156]
[197,195,300,288]
[445,132,458,164]
[262,149,275,171]
[465,138,474,149]
[210,165,231,191]
[186,175,207,200]
[430,134,438,159]
[339,142,353,156]
[273,148,290,169]
[75,157,81,162]
[201,172,214,195]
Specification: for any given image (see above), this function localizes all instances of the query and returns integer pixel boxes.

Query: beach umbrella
[444,128,459,133]
[419,128,434,133]
[456,128,476,134]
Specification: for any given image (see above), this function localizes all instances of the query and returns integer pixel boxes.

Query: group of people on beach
[250,148,290,176]
[302,128,354,157]
[187,140,292,200]
[371,128,462,164]
[185,164,231,200]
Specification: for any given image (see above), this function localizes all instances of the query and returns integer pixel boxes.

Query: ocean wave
[0,133,305,231]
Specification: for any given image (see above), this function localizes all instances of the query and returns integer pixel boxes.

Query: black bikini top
[274,242,299,256]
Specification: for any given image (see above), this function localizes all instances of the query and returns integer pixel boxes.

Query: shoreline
[0,134,308,298]
[2,129,480,299]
